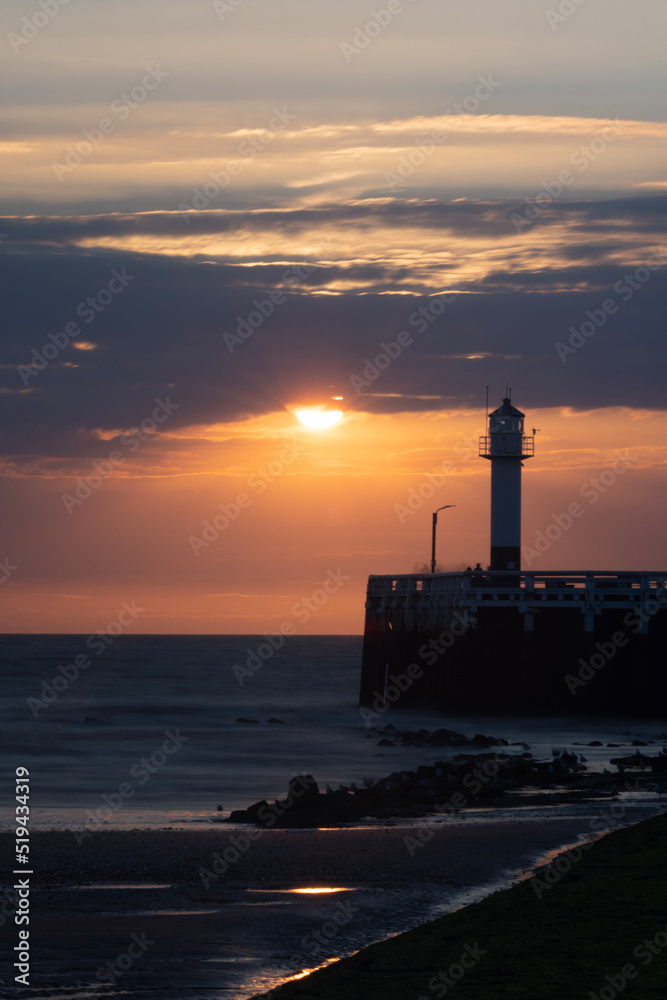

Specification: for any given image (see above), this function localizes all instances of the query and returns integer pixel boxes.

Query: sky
[2,0,667,633]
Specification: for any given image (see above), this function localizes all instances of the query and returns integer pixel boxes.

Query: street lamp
[431,505,456,574]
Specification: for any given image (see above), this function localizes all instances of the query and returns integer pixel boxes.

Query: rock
[610,752,651,768]
[377,738,396,747]
[372,726,509,749]
[267,718,286,725]
[588,740,603,746]
[225,745,622,828]
[236,718,259,724]
[229,799,269,823]
[270,775,322,828]
[289,774,320,810]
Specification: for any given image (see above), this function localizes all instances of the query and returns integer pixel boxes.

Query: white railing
[364,571,667,635]
[367,570,666,604]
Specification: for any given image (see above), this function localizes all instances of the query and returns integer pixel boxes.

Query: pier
[359,393,667,716]
[359,570,667,715]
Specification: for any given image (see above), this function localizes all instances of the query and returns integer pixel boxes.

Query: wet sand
[1,812,650,999]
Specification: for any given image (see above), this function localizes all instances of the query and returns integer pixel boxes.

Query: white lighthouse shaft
[479,396,534,572]
[490,457,523,570]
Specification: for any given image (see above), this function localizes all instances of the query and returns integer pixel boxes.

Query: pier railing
[365,571,667,633]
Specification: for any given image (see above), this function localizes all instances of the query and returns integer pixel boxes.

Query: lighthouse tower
[479,395,534,571]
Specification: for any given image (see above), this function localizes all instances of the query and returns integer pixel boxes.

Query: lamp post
[431,505,455,574]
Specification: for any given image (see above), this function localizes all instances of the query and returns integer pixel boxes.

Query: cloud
[2,192,666,470]
[2,102,667,215]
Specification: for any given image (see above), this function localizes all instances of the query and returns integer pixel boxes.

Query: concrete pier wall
[359,571,667,716]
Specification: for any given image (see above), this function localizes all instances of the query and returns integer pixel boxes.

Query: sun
[295,406,344,430]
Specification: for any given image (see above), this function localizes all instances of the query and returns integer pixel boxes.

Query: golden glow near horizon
[295,407,344,430]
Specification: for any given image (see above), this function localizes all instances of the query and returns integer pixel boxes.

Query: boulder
[289,774,320,810]
[229,799,269,824]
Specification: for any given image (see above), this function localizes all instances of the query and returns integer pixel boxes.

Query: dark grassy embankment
[259,811,667,999]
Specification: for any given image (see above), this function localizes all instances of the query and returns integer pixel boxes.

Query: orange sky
[2,405,665,633]
[3,0,667,633]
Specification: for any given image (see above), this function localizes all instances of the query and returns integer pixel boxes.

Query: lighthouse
[479,394,534,571]
[360,392,667,716]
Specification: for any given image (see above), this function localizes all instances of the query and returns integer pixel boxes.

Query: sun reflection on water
[246,886,355,894]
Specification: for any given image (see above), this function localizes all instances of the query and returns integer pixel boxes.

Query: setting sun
[295,407,344,430]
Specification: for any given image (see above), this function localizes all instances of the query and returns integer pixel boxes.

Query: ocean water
[2,634,666,999]
[1,634,666,829]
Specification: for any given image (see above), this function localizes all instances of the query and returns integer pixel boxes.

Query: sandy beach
[2,808,659,1000]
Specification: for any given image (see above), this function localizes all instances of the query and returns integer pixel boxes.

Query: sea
[1,635,666,999]
[1,633,666,828]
